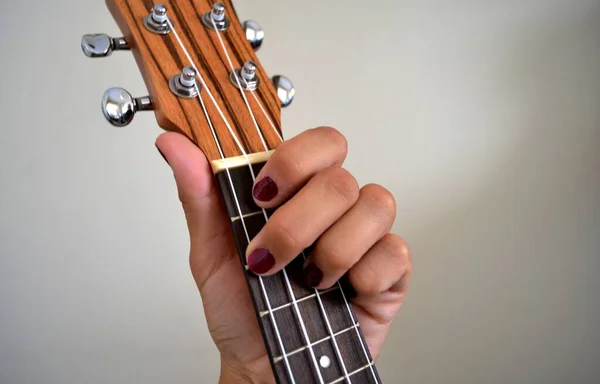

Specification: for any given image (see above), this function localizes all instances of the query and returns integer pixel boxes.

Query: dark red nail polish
[253,177,278,202]
[248,248,275,275]
[340,274,357,299]
[303,263,323,288]
[155,144,169,165]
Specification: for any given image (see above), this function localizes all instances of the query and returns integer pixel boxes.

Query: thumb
[155,132,236,291]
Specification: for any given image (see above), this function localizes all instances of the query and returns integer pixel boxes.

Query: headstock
[82,1,295,162]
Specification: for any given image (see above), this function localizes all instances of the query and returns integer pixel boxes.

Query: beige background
[1,0,599,383]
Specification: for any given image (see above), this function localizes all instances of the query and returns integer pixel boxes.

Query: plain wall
[1,0,599,383]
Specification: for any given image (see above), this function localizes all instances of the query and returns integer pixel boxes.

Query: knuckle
[270,218,302,253]
[314,241,351,272]
[361,184,397,218]
[273,144,304,177]
[324,167,359,204]
[314,126,348,156]
[381,234,411,268]
[349,266,380,297]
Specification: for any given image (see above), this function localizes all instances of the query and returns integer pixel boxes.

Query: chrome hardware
[81,34,129,58]
[169,67,200,98]
[144,3,171,34]
[101,88,153,127]
[230,61,259,91]
[202,2,230,31]
[242,20,264,51]
[272,75,295,107]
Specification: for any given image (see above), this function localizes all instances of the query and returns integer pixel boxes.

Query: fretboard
[214,160,382,384]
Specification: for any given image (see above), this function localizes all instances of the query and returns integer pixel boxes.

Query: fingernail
[253,177,278,202]
[248,248,275,275]
[155,144,169,165]
[340,274,357,299]
[303,263,323,288]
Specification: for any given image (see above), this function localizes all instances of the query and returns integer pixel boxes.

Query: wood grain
[106,0,283,161]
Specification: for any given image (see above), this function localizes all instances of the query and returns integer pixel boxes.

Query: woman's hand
[155,127,412,383]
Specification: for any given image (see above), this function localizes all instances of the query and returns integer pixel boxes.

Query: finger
[252,127,348,208]
[303,184,397,289]
[346,234,411,356]
[155,132,235,291]
[245,167,359,275]
[342,234,411,361]
[348,234,412,300]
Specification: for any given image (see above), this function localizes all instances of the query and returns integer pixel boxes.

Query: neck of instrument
[213,159,381,384]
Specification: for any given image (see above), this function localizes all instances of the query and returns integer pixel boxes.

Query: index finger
[252,127,348,208]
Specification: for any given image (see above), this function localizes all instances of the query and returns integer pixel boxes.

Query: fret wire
[231,210,264,222]
[327,362,376,384]
[272,324,360,363]
[211,19,325,383]
[259,286,339,317]
[163,18,297,384]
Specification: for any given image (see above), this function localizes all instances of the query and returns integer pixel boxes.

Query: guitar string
[242,50,381,384]
[261,117,379,384]
[210,10,375,384]
[168,9,376,384]
[240,40,379,382]
[250,91,283,142]
[247,62,379,384]
[210,18,326,384]
[165,17,296,384]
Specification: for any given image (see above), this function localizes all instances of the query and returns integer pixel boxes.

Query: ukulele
[81,2,381,383]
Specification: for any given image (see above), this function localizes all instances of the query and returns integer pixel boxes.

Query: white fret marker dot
[319,355,331,369]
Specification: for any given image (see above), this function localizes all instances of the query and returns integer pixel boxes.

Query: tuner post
[230,61,260,91]
[144,3,171,34]
[202,2,230,31]
[169,66,201,99]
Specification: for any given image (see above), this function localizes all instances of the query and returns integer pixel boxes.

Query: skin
[155,127,412,384]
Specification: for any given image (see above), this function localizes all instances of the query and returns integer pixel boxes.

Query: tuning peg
[242,20,264,51]
[81,34,129,58]
[101,88,153,127]
[271,75,295,108]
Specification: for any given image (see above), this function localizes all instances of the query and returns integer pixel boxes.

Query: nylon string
[211,18,326,384]
[166,17,296,384]
[241,43,379,384]
[168,11,376,383]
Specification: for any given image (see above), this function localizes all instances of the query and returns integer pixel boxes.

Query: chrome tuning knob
[101,88,153,127]
[271,75,295,108]
[242,20,264,51]
[81,34,129,58]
